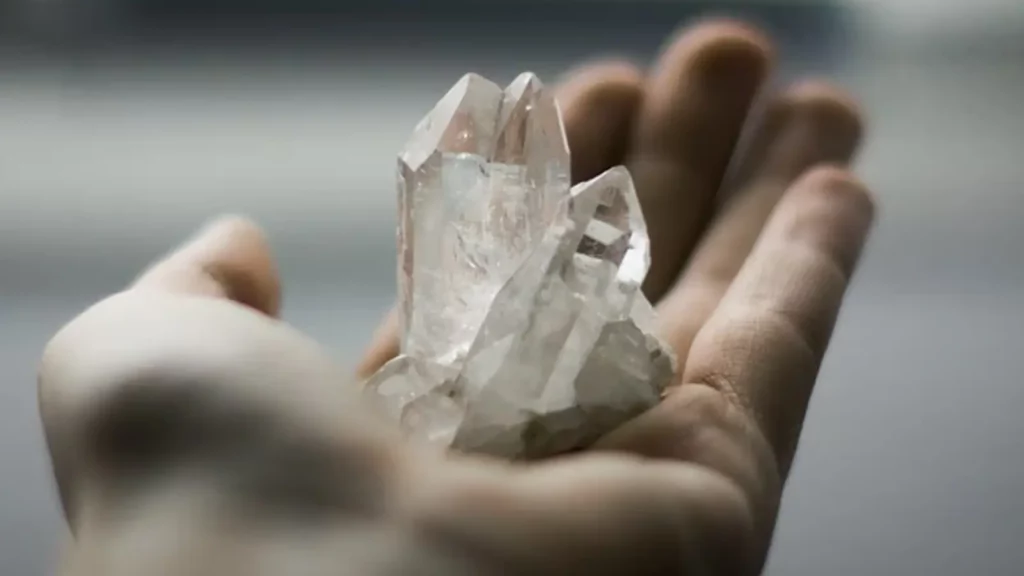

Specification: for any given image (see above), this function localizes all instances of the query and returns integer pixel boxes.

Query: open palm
[41,20,872,576]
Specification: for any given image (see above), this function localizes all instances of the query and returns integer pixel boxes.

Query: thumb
[133,216,281,317]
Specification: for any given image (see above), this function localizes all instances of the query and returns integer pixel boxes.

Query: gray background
[2,1,1024,574]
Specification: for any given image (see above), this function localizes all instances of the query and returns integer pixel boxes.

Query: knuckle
[683,370,752,420]
[653,382,754,468]
[76,368,243,477]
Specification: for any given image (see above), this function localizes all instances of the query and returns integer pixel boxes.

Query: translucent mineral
[365,72,677,460]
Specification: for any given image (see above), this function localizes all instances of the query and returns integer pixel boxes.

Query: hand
[41,20,873,576]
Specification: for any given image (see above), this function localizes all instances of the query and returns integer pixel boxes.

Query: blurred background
[1,0,1023,574]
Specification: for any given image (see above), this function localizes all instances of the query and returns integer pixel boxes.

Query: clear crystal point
[367,73,676,460]
[397,72,570,364]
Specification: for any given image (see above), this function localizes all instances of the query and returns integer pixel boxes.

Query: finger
[723,82,862,192]
[655,82,863,361]
[410,454,753,575]
[556,61,645,182]
[594,168,873,559]
[628,20,773,302]
[355,66,645,379]
[682,167,875,476]
[133,216,281,317]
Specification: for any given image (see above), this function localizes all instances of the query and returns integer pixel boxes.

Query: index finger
[594,167,874,552]
[682,167,875,475]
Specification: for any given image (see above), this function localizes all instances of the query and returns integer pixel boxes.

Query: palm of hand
[40,21,872,576]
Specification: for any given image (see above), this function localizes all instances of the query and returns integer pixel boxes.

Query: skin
[40,20,874,576]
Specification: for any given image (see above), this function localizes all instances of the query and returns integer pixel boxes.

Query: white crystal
[397,72,570,364]
[366,73,677,460]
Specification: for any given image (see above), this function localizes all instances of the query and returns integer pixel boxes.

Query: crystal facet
[366,73,677,459]
[397,72,569,364]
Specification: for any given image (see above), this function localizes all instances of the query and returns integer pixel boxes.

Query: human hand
[41,20,873,576]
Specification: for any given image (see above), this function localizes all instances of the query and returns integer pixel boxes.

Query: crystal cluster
[364,72,677,459]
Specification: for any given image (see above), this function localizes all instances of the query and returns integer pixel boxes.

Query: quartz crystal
[365,72,677,460]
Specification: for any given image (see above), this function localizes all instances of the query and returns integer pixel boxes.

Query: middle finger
[628,21,773,303]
